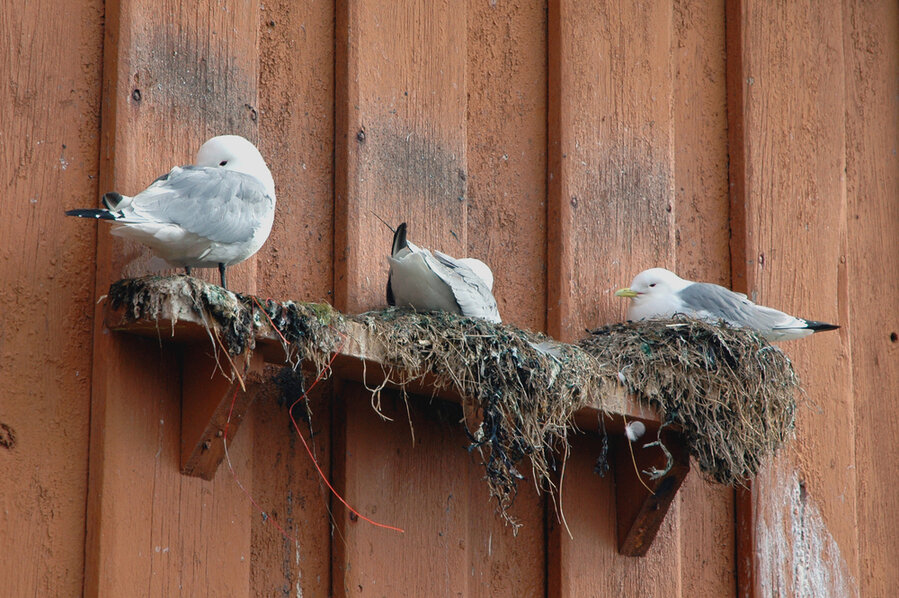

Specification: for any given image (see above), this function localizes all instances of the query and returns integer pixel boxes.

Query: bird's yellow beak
[615,287,638,298]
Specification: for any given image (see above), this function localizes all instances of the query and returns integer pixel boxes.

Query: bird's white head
[195,135,276,199]
[459,258,495,292]
[615,268,689,303]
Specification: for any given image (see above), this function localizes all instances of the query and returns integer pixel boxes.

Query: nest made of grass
[353,308,609,525]
[107,277,800,526]
[580,317,799,485]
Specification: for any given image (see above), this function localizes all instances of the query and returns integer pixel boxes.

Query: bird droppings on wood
[105,277,799,528]
[580,317,799,485]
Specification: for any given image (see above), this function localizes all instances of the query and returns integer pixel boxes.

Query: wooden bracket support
[104,276,688,555]
[614,429,691,556]
[180,345,265,479]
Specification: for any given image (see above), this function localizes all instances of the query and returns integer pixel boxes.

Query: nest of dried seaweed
[106,277,800,525]
[352,308,610,524]
[580,317,798,485]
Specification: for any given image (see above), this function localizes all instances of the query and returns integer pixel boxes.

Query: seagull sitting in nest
[66,135,276,289]
[615,267,839,342]
[386,222,501,323]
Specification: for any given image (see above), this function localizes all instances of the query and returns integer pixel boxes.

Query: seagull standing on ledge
[386,222,501,323]
[66,135,276,289]
[615,268,839,341]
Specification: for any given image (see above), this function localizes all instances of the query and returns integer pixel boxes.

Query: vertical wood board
[0,0,103,594]
[547,2,682,596]
[728,1,858,595]
[84,0,261,595]
[843,1,899,594]
[252,0,337,595]
[671,0,736,595]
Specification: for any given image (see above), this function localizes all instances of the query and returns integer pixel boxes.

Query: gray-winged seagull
[615,267,839,341]
[66,135,276,289]
[386,222,501,323]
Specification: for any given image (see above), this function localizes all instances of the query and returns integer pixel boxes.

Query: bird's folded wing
[123,166,273,244]
[428,250,501,323]
[678,282,798,330]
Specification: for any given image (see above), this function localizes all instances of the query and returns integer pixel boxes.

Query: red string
[221,297,404,537]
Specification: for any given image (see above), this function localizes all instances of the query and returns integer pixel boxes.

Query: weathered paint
[83,0,261,595]
[728,0,861,595]
[754,462,856,597]
[843,1,899,595]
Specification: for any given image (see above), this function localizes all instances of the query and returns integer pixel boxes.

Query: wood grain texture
[548,0,676,344]
[672,1,736,595]
[547,1,682,595]
[332,3,549,595]
[0,0,103,594]
[84,0,261,595]
[335,0,468,315]
[729,1,858,595]
[466,0,547,330]
[252,0,336,594]
[843,1,899,594]
[332,384,472,597]
[548,434,682,596]
[463,4,549,593]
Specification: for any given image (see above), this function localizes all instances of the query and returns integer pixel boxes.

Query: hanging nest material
[579,316,799,485]
[105,277,800,527]
[352,309,609,526]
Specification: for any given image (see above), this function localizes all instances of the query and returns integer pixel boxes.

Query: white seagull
[66,134,276,289]
[615,267,839,341]
[386,222,501,323]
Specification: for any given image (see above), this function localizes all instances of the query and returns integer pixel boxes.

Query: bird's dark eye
[219,160,228,166]
[649,283,656,288]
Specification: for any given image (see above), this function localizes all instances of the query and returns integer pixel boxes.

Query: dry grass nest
[580,316,799,485]
[107,277,799,526]
[352,308,610,525]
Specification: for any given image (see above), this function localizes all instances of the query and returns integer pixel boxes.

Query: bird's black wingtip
[65,209,115,220]
[391,222,408,256]
[807,321,840,332]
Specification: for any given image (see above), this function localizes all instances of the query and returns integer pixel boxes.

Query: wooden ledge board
[103,278,685,556]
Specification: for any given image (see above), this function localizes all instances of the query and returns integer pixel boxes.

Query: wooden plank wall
[0,0,104,595]
[1,0,896,596]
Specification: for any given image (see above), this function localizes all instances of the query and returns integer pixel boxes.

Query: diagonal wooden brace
[614,428,691,556]
[179,344,265,480]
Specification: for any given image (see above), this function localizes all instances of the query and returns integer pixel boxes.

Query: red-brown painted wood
[180,346,264,480]
[614,433,691,556]
[673,1,736,594]
[729,1,858,595]
[335,0,468,315]
[332,2,550,595]
[843,1,899,595]
[251,0,337,594]
[0,0,103,594]
[84,0,261,595]
[463,3,549,593]
[547,1,681,594]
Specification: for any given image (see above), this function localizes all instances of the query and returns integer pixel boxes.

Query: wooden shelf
[103,277,688,556]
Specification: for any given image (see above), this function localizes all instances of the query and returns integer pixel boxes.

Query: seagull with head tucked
[615,267,839,341]
[386,222,501,323]
[66,134,276,289]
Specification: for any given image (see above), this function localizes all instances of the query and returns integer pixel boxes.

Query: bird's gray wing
[677,282,795,330]
[426,250,501,323]
[124,166,273,244]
